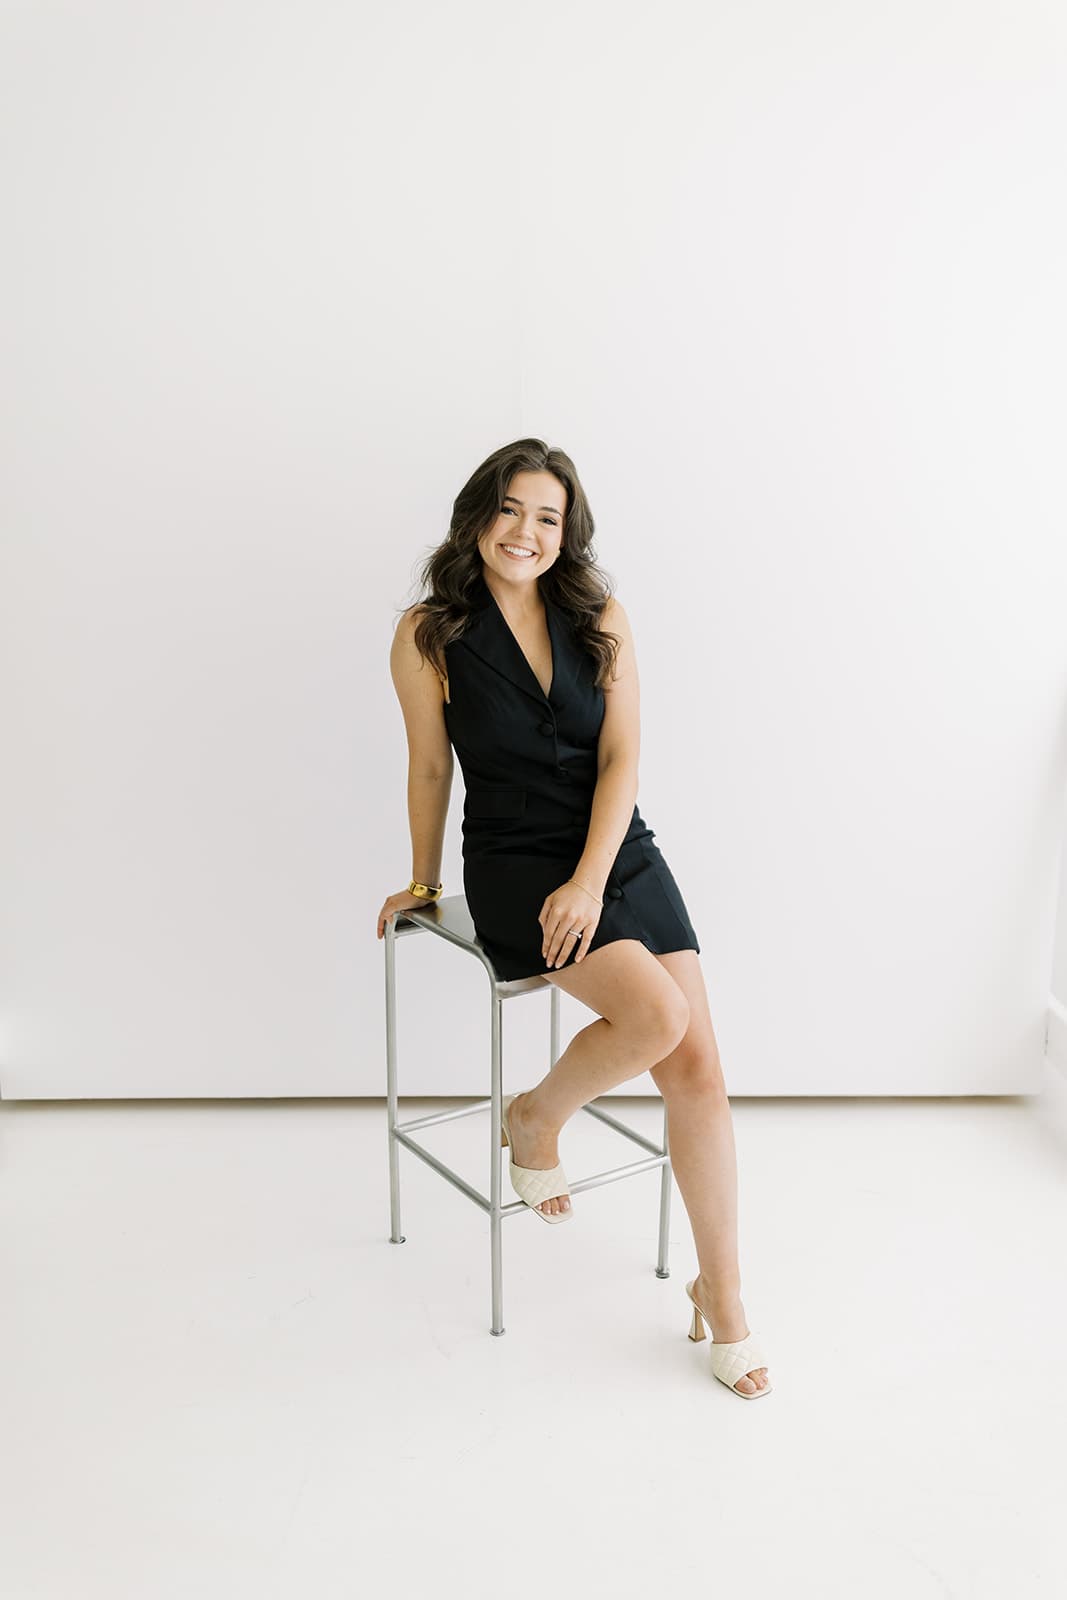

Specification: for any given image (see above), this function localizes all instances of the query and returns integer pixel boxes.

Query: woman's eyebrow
[504,496,561,516]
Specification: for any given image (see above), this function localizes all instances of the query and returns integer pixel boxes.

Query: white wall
[2,1,1064,1100]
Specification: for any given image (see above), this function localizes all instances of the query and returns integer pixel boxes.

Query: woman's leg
[504,938,690,1217]
[647,949,769,1394]
[513,940,768,1390]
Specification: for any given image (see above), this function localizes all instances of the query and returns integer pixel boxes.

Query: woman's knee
[635,982,690,1059]
[651,1051,726,1099]
[544,938,690,1055]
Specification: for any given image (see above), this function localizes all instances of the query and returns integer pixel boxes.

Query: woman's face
[477,470,567,586]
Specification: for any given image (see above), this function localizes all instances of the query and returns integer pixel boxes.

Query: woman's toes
[735,1375,757,1394]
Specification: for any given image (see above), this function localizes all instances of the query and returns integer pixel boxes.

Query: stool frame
[385,893,673,1335]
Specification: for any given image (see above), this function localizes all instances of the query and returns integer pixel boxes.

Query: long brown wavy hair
[399,438,622,690]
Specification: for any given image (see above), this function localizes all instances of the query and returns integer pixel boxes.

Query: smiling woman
[377,439,773,1394]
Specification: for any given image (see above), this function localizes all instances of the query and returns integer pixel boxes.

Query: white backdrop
[1,0,1064,1100]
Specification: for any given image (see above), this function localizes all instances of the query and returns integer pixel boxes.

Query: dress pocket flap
[465,786,527,819]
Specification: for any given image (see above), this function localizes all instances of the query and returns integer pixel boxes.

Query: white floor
[3,1068,1067,1600]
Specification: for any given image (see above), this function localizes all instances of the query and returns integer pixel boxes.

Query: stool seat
[384,893,674,1335]
[391,892,553,996]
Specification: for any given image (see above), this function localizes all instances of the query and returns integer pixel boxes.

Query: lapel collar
[463,580,570,709]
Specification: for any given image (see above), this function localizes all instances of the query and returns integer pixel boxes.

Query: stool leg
[656,1096,671,1278]
[490,985,505,1335]
[385,919,405,1245]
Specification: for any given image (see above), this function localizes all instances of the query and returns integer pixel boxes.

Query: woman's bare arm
[389,607,454,887]
[572,597,641,899]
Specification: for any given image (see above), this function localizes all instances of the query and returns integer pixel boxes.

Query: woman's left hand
[539,879,603,969]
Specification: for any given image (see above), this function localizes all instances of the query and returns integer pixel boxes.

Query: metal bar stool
[384,892,673,1335]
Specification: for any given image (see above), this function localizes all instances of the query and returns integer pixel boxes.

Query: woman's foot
[505,1091,570,1218]
[690,1274,770,1395]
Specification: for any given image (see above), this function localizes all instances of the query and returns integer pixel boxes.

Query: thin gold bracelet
[568,878,603,906]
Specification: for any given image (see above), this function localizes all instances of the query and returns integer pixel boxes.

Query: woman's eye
[501,508,558,526]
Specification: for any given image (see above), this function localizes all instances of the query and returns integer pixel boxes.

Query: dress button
[556,767,571,781]
[538,721,554,735]
[606,885,623,899]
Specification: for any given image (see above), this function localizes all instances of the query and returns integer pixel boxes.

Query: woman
[377,439,771,1399]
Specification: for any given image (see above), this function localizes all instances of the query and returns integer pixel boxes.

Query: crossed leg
[502,938,688,1218]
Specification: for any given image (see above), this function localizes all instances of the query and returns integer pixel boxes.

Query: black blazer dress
[442,574,700,982]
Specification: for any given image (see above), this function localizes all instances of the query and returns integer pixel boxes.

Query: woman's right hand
[377,889,435,939]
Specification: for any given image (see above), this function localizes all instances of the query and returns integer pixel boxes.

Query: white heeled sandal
[685,1279,773,1399]
[500,1092,573,1224]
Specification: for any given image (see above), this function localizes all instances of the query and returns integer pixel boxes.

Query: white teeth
[501,544,536,558]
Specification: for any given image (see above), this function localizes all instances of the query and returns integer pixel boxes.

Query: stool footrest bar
[580,1101,667,1157]
[396,1102,487,1134]
[392,1130,492,1212]
[566,1153,669,1194]
[392,1129,668,1213]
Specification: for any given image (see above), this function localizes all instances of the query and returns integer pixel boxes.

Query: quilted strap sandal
[500,1092,573,1224]
[685,1279,773,1399]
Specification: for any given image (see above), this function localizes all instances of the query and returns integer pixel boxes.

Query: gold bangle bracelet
[408,878,442,901]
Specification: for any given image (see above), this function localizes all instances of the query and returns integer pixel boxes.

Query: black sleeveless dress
[442,574,700,981]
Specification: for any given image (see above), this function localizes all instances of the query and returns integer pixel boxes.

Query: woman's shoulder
[596,594,630,633]
[395,600,448,644]
[392,603,451,704]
